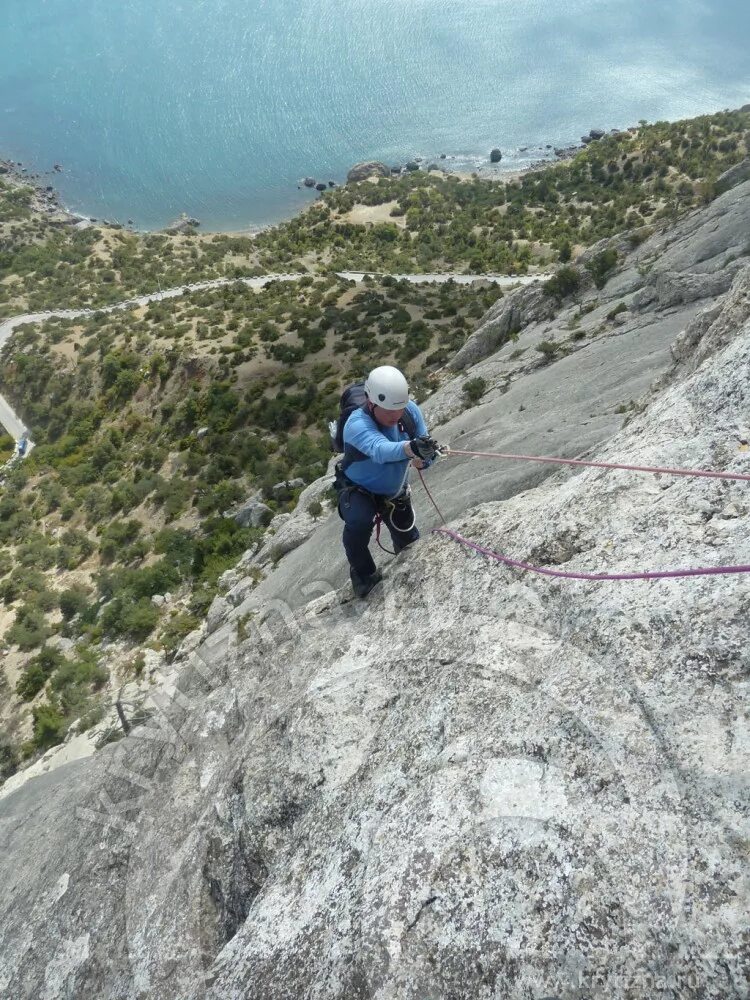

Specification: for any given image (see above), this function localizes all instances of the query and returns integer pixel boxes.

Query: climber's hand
[409,436,440,461]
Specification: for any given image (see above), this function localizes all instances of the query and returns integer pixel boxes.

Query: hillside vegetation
[1,109,748,316]
[0,105,748,777]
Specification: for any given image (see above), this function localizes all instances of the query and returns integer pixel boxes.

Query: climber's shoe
[350,568,383,599]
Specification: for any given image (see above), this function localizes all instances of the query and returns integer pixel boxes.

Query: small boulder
[231,499,273,529]
[303,177,316,188]
[151,594,165,607]
[589,128,606,141]
[271,477,305,497]
[328,180,336,187]
[490,148,502,163]
[196,427,210,439]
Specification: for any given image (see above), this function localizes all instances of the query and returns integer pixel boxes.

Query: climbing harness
[334,461,416,556]
[417,448,750,582]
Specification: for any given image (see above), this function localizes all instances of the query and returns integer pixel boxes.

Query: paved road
[0,270,548,442]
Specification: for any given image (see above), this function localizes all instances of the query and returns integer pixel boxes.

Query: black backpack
[329,381,416,470]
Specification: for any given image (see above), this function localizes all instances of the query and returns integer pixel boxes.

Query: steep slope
[0,204,749,998]
[218,179,750,615]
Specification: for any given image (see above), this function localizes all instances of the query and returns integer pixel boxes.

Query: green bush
[159,612,200,654]
[536,340,560,360]
[15,645,66,701]
[543,266,581,299]
[462,377,487,404]
[99,595,160,641]
[59,584,92,621]
[606,302,628,321]
[586,247,618,289]
[6,605,50,651]
[0,738,19,781]
[30,700,67,751]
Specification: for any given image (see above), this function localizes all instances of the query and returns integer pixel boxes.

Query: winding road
[0,270,547,446]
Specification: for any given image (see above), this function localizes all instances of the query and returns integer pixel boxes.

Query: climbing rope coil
[417,445,750,582]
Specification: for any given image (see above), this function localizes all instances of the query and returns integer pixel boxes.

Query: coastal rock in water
[164,213,200,234]
[390,165,402,173]
[328,181,335,187]
[490,148,502,162]
[405,161,420,172]
[581,135,593,144]
[589,128,606,140]
[315,183,327,192]
[439,153,446,159]
[345,161,391,183]
[303,177,316,188]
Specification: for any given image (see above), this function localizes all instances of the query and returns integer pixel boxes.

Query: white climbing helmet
[364,365,410,411]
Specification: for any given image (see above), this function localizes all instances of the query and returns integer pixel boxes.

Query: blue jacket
[343,400,431,497]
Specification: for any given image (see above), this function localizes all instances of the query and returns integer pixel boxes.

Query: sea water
[2,0,749,231]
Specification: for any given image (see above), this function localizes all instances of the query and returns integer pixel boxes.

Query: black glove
[409,435,440,461]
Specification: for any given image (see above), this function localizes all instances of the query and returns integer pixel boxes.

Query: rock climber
[333,365,441,598]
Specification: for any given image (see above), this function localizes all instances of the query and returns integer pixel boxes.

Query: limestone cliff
[0,186,749,1000]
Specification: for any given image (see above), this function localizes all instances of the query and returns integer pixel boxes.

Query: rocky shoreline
[0,157,83,227]
[0,157,202,235]
[301,124,638,192]
[3,121,632,236]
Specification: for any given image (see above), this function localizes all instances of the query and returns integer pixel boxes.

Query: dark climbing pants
[338,486,420,578]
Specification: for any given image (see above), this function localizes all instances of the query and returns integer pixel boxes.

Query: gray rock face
[346,162,391,183]
[1,194,750,1000]
[715,157,750,194]
[448,281,560,370]
[450,180,750,373]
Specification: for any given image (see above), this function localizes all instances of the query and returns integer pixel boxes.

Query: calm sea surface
[2,0,749,231]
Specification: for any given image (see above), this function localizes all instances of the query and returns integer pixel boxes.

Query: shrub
[462,377,487,404]
[536,340,560,360]
[59,585,92,620]
[606,302,628,321]
[543,266,580,299]
[15,645,67,701]
[30,700,67,750]
[99,595,160,641]
[6,605,50,651]
[585,247,618,289]
[0,738,19,780]
[159,612,200,655]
